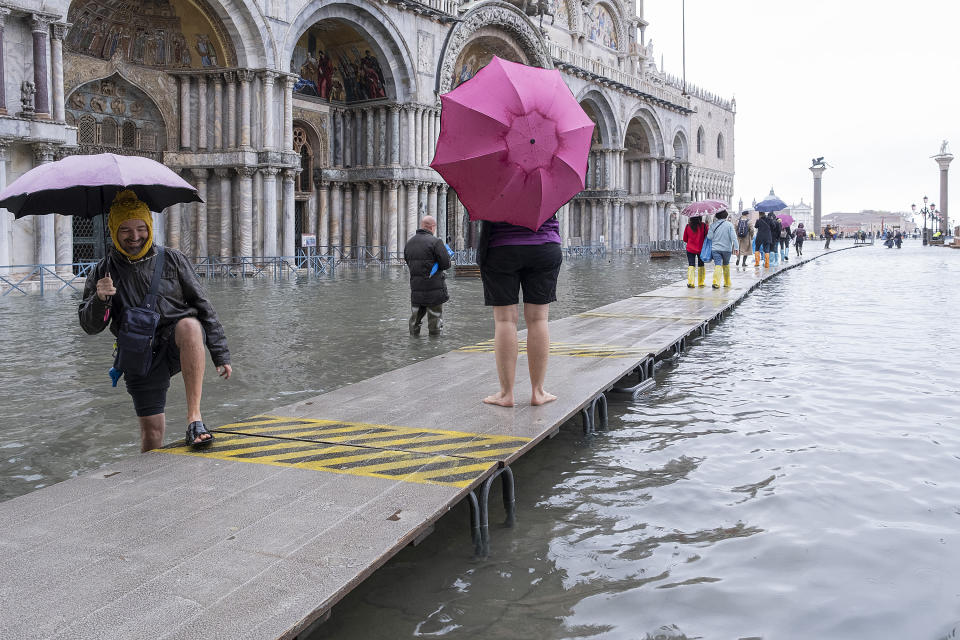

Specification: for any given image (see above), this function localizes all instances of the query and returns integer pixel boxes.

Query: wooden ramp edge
[0,246,856,640]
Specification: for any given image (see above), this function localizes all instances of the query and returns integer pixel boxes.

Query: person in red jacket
[682,215,708,287]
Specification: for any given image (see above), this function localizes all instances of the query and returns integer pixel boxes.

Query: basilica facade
[0,0,735,268]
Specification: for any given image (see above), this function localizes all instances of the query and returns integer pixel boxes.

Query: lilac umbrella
[0,153,201,220]
[777,213,795,227]
[681,199,728,217]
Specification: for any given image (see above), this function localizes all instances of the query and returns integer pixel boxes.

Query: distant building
[822,211,917,235]
[784,199,812,230]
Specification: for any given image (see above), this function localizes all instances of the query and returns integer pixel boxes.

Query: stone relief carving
[438,2,552,94]
[19,81,36,117]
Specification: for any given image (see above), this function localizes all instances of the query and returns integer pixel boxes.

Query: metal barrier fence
[1,263,97,297]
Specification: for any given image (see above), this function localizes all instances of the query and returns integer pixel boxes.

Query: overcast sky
[643,0,960,218]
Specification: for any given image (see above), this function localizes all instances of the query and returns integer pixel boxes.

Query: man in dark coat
[79,191,232,452]
[754,211,773,268]
[403,215,451,336]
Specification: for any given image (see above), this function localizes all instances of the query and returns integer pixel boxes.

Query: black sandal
[186,421,214,448]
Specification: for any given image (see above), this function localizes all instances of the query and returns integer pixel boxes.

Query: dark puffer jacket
[754,216,773,245]
[403,229,451,306]
[78,246,231,366]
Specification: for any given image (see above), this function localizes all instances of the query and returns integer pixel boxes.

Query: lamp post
[912,196,933,245]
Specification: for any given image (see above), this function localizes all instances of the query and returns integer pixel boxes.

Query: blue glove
[109,366,123,387]
[429,243,455,277]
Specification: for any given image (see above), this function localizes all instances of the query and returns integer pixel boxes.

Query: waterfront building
[0,0,735,269]
[822,210,917,236]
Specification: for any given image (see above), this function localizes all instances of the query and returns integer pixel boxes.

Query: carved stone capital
[389,103,401,114]
[222,71,236,84]
[236,69,255,83]
[0,9,12,29]
[31,14,54,34]
[51,22,70,41]
[313,168,325,188]
[236,165,257,178]
[213,167,232,178]
[386,179,401,190]
[190,168,209,181]
[369,181,382,192]
[282,168,297,181]
[32,142,56,163]
[260,166,280,177]
[262,70,278,85]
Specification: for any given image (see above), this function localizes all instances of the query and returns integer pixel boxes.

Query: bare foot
[531,390,557,406]
[483,391,514,407]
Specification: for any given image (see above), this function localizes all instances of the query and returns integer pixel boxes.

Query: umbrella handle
[103,296,111,323]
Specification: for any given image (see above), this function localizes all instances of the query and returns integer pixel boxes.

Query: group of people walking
[684,210,808,286]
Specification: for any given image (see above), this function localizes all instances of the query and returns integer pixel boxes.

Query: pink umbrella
[430,57,594,231]
[777,213,795,227]
[681,199,728,217]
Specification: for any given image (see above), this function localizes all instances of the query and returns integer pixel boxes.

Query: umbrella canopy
[430,56,594,231]
[777,213,795,227]
[681,199,728,217]
[755,196,788,213]
[0,153,201,219]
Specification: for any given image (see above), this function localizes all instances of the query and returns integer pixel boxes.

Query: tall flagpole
[681,0,687,95]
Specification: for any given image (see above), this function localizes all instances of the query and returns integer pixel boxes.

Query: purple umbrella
[681,199,728,217]
[0,153,201,220]
[777,213,795,227]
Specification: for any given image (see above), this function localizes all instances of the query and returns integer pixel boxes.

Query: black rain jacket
[754,216,773,244]
[403,229,451,306]
[78,246,231,366]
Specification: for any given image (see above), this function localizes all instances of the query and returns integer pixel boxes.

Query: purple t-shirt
[487,216,561,248]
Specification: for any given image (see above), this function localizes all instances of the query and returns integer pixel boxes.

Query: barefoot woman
[477,216,562,407]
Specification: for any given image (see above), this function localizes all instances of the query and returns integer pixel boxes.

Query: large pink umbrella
[776,213,795,227]
[681,199,728,217]
[430,57,594,231]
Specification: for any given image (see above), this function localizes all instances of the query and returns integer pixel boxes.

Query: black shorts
[124,325,184,417]
[480,243,562,306]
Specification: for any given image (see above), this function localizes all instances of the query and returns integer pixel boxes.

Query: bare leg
[483,304,518,407]
[175,317,209,442]
[139,413,166,452]
[524,303,556,405]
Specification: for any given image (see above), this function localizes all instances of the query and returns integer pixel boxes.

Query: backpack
[736,218,749,238]
[780,227,789,239]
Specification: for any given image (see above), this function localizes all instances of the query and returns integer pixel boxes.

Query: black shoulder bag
[114,247,165,378]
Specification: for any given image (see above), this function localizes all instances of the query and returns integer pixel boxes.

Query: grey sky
[644,0,959,217]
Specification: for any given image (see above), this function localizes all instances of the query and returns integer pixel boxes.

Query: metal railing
[1,263,97,296]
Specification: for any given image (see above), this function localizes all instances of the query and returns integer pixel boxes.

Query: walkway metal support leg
[580,393,608,433]
[466,490,482,557]
[476,466,515,557]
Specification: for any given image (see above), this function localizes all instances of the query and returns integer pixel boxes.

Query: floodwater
[3,241,960,639]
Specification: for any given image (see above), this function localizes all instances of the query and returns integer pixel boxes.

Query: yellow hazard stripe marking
[577,311,702,321]
[457,340,649,358]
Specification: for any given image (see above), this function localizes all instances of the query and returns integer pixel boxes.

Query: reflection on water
[4,244,960,639]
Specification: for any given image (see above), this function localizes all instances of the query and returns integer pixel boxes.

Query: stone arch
[672,128,688,161]
[293,118,325,193]
[624,106,665,157]
[576,88,618,147]
[437,2,551,94]
[584,0,627,53]
[716,132,725,160]
[696,125,705,154]
[202,0,271,67]
[284,2,416,102]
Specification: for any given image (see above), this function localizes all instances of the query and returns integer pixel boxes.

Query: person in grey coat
[706,210,738,288]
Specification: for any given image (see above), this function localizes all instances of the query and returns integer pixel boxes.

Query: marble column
[262,71,276,150]
[370,181,382,253]
[262,168,279,255]
[418,183,428,225]
[356,182,367,251]
[31,144,55,265]
[179,75,191,149]
[51,23,67,122]
[810,165,825,233]
[405,105,416,166]
[342,182,353,257]
[438,186,448,243]
[191,169,208,258]
[0,140,9,265]
[362,107,373,166]
[237,166,255,256]
[282,169,296,256]
[30,16,51,117]
[376,107,387,166]
[196,74,207,150]
[167,203,181,252]
[253,169,263,257]
[332,109,343,166]
[224,71,236,148]
[389,105,401,165]
[386,180,399,259]
[317,178,329,251]
[427,109,436,165]
[406,181,418,242]
[212,75,223,149]
[215,168,232,256]
[934,152,953,235]
[343,110,353,167]
[283,76,294,152]
[0,10,9,114]
[238,70,253,148]
[427,183,437,219]
[329,182,342,253]
[414,107,423,165]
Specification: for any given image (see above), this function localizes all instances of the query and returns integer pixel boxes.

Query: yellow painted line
[457,340,650,359]
[405,463,494,483]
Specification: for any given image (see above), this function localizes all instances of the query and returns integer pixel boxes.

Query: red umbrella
[681,199,728,217]
[430,57,594,231]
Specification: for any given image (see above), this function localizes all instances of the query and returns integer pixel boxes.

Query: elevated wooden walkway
[0,247,853,640]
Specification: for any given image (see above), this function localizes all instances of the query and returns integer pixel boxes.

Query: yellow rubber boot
[687,266,695,288]
[723,264,732,287]
[764,253,770,268]
[712,265,722,289]
[697,266,706,287]
[753,251,761,266]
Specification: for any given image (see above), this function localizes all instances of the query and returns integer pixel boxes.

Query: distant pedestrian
[894,230,903,248]
[682,215,708,287]
[477,216,562,407]
[706,210,737,288]
[754,211,773,268]
[768,215,783,266]
[794,222,806,256]
[403,215,450,336]
[779,223,792,261]
[735,210,754,267]
[824,225,833,249]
